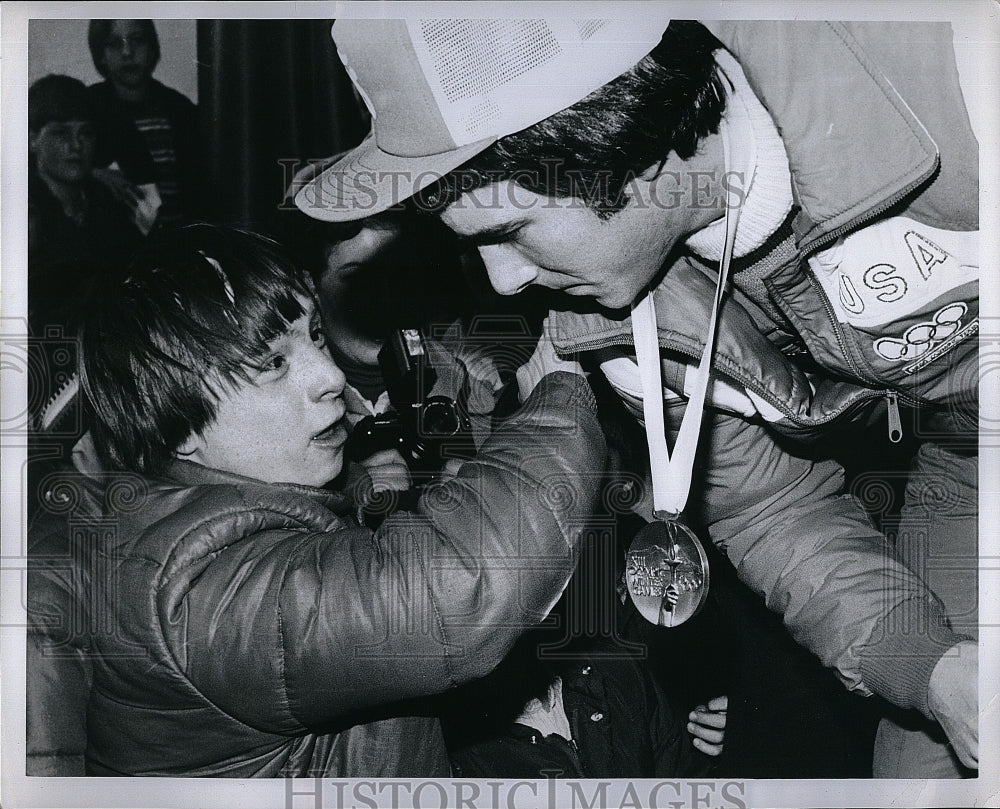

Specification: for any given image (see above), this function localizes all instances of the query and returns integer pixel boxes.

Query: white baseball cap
[295,16,671,222]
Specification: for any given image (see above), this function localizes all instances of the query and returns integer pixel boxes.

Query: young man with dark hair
[296,17,979,777]
[86,19,200,226]
[26,224,606,776]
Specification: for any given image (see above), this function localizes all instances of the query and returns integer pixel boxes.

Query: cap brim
[294,132,496,222]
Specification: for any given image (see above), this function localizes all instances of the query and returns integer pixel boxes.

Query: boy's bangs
[177,250,312,385]
[81,225,318,474]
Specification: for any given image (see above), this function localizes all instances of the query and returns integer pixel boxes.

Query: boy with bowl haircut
[27,224,605,776]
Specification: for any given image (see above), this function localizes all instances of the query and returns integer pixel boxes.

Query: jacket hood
[710,21,977,250]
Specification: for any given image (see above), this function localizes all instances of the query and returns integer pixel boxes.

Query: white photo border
[3,2,998,807]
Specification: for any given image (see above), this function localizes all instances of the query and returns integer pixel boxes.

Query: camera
[345,328,477,499]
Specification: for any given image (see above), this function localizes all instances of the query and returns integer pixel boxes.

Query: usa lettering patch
[809,217,978,330]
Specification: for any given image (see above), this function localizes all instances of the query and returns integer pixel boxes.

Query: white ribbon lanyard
[631,122,742,519]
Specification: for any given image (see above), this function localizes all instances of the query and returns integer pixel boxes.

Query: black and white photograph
[2,2,998,808]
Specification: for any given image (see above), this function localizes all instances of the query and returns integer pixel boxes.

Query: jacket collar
[550,259,790,372]
[709,21,939,254]
[165,458,353,515]
[685,49,794,261]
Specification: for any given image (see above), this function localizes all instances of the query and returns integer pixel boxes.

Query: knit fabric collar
[685,49,794,261]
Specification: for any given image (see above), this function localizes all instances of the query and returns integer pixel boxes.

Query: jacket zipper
[805,274,873,383]
[792,161,939,446]
[567,332,918,429]
[886,391,903,443]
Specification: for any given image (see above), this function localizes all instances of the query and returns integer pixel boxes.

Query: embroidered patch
[873,302,971,363]
[902,319,978,375]
[809,217,978,329]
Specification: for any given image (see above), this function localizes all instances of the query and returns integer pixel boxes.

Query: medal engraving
[626,519,709,626]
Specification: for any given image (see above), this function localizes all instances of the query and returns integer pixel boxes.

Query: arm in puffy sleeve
[179,372,606,733]
[27,511,94,775]
[673,405,965,713]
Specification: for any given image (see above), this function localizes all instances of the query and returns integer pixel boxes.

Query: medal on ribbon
[624,284,717,630]
[624,112,740,627]
[626,517,709,627]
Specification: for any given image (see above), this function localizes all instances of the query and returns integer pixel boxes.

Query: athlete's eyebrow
[455,219,528,248]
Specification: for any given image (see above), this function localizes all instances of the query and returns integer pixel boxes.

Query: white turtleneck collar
[685,49,794,261]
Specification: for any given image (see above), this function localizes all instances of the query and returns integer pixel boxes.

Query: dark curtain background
[197,19,369,230]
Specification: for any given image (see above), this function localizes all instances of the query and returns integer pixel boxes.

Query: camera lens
[420,398,460,437]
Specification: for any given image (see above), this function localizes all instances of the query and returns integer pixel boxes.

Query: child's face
[30,120,96,185]
[103,20,156,90]
[180,298,350,487]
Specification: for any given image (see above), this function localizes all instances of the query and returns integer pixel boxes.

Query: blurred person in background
[29,73,145,331]
[27,71,147,540]
[87,19,201,228]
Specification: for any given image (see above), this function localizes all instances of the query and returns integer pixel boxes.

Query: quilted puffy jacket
[27,373,605,776]
[549,21,976,712]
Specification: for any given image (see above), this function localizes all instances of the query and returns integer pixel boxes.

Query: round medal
[625,519,709,627]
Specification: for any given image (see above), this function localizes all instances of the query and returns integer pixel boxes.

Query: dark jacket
[447,649,710,779]
[549,22,975,713]
[87,79,201,223]
[28,166,144,332]
[27,373,605,776]
[27,168,144,444]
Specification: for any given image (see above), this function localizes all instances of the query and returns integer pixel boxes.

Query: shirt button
[590,712,604,722]
[581,666,592,675]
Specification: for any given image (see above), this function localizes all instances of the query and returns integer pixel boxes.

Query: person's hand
[927,639,978,769]
[92,167,142,210]
[342,386,379,428]
[92,168,162,234]
[424,337,470,404]
[688,695,727,756]
[346,449,412,512]
[516,318,584,402]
